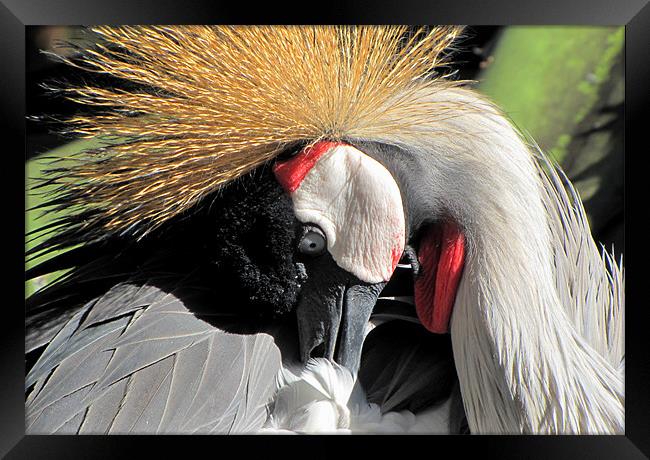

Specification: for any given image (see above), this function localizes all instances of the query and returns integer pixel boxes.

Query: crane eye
[298,227,327,256]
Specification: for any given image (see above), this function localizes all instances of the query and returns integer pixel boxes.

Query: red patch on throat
[273,141,345,193]
[391,245,403,272]
[414,222,466,334]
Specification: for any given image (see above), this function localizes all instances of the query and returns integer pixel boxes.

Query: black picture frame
[3,0,649,458]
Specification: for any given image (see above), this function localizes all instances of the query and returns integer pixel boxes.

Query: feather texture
[263,357,458,434]
[535,152,624,370]
[26,282,281,434]
[38,25,464,240]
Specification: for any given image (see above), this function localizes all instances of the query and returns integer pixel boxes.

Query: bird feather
[26,282,282,434]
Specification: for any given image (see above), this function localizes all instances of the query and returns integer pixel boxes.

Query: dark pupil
[300,230,325,255]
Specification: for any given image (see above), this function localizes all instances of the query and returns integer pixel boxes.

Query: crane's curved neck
[424,90,625,434]
[353,86,622,433]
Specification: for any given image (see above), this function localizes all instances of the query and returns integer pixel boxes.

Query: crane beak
[336,282,385,373]
[295,266,385,374]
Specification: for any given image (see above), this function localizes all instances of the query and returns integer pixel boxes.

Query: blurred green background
[25,26,624,297]
[478,26,624,255]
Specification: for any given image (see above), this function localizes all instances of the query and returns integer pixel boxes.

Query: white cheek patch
[278,143,406,284]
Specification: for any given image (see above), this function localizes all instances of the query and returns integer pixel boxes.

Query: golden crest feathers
[42,25,465,237]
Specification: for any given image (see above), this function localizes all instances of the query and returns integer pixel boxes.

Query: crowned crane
[25,25,624,434]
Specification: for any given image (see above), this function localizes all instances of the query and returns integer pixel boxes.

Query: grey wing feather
[26,325,121,421]
[108,354,176,433]
[79,283,161,329]
[26,310,131,392]
[535,149,624,368]
[54,411,87,434]
[26,302,92,391]
[157,337,213,432]
[78,378,129,434]
[26,304,86,354]
[26,282,282,434]
[232,335,283,431]
[29,385,94,434]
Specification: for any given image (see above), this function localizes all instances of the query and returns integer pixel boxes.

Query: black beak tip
[296,280,384,375]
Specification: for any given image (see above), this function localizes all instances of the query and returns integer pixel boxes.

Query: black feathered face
[166,168,306,318]
[198,167,306,317]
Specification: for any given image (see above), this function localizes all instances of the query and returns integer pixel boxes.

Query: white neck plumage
[425,88,626,434]
[452,216,624,434]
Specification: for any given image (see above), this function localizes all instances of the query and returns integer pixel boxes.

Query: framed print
[2,0,649,458]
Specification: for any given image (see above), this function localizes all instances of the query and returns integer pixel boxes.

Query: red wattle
[391,246,403,272]
[273,141,345,193]
[414,222,466,334]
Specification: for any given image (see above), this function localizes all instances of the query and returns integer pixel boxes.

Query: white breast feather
[261,358,453,434]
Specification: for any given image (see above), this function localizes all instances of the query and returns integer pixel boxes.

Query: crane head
[267,140,466,373]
